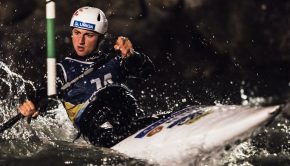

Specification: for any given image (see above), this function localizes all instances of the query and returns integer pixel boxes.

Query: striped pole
[46,0,56,96]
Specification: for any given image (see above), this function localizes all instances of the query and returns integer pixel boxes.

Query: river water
[0,61,290,166]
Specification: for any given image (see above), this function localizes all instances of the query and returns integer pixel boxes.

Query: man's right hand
[18,100,38,118]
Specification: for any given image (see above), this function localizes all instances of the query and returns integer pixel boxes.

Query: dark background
[0,0,289,112]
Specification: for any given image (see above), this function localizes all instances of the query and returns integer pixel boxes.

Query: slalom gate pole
[46,0,56,96]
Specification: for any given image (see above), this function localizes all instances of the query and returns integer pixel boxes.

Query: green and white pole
[46,0,56,96]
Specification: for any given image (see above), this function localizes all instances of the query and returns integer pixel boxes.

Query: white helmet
[70,6,108,34]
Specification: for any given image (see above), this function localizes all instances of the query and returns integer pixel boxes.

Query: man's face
[71,28,99,57]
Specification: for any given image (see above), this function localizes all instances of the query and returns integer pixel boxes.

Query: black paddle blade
[0,113,22,134]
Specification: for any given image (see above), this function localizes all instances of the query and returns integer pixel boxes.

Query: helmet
[70,6,108,34]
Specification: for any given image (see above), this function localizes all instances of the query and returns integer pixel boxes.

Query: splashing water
[0,61,78,156]
[0,61,34,116]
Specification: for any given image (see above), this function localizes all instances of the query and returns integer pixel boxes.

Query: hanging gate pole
[46,0,56,96]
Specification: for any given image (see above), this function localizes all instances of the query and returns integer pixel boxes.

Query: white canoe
[112,105,281,165]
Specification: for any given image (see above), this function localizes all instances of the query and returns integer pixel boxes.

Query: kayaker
[18,6,155,147]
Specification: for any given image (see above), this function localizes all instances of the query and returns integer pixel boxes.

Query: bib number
[91,73,113,90]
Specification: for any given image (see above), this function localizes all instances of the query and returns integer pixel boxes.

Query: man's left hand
[114,36,134,59]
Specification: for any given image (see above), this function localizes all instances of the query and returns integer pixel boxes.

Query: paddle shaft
[0,113,22,134]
